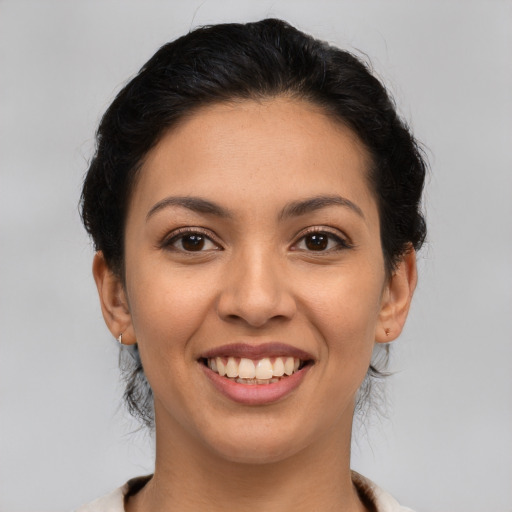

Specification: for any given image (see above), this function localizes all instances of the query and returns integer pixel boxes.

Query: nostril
[216,271,297,328]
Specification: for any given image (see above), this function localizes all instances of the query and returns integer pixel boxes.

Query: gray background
[1,1,511,511]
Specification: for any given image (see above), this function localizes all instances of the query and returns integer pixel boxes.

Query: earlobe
[92,252,136,345]
[376,249,418,344]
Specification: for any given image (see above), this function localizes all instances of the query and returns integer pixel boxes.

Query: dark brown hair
[81,19,427,427]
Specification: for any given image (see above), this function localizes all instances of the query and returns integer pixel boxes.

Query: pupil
[306,234,328,251]
[182,234,205,251]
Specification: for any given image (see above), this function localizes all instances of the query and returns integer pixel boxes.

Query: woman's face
[100,97,414,464]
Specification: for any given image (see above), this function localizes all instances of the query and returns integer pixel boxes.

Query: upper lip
[200,342,314,361]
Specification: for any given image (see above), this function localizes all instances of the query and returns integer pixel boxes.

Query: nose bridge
[217,240,295,327]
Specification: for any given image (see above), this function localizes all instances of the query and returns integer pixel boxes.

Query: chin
[198,417,318,466]
[209,437,303,465]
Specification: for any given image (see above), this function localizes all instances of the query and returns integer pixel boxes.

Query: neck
[127,404,367,512]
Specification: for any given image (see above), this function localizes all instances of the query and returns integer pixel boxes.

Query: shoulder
[352,471,415,512]
[75,473,413,512]
[74,476,151,512]
[74,485,126,512]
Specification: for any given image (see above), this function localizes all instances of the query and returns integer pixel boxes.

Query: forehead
[130,97,377,221]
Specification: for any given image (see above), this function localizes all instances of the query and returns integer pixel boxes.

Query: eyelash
[162,228,222,253]
[291,228,353,253]
[161,227,352,254]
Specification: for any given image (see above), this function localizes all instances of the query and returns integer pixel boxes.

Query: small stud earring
[117,333,123,344]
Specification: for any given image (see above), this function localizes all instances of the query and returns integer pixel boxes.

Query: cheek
[307,277,382,410]
[126,265,217,369]
[306,267,384,341]
[301,264,385,397]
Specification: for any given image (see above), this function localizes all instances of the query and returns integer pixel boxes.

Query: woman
[78,19,426,512]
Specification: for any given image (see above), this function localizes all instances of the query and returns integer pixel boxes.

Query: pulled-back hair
[81,18,427,428]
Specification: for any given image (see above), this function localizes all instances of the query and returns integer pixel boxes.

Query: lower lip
[200,363,312,405]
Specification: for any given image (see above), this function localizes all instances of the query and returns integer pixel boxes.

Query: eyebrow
[146,193,364,222]
[278,195,365,220]
[146,196,233,221]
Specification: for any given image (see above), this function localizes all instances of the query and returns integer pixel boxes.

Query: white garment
[75,486,124,512]
[75,472,414,512]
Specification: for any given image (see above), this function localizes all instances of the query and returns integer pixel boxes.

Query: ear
[375,248,418,343]
[92,251,136,345]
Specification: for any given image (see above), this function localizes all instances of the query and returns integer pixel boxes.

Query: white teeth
[255,358,273,379]
[238,358,256,379]
[216,357,226,376]
[272,357,285,376]
[284,357,295,376]
[226,357,238,378]
[235,378,257,385]
[207,356,304,381]
[235,378,280,384]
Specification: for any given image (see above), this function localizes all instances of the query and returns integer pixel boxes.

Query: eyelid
[161,226,223,250]
[291,226,353,251]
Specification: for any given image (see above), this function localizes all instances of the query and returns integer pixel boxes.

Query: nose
[216,246,297,328]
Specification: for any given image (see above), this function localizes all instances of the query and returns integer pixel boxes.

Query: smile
[205,356,304,384]
[199,343,314,404]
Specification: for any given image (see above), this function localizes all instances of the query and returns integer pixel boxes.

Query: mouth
[200,356,309,384]
[198,343,315,399]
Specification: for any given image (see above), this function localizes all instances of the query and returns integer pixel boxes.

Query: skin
[93,97,417,512]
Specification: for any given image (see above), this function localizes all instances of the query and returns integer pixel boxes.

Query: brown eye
[167,231,219,252]
[181,234,206,251]
[305,233,329,251]
[293,230,350,253]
